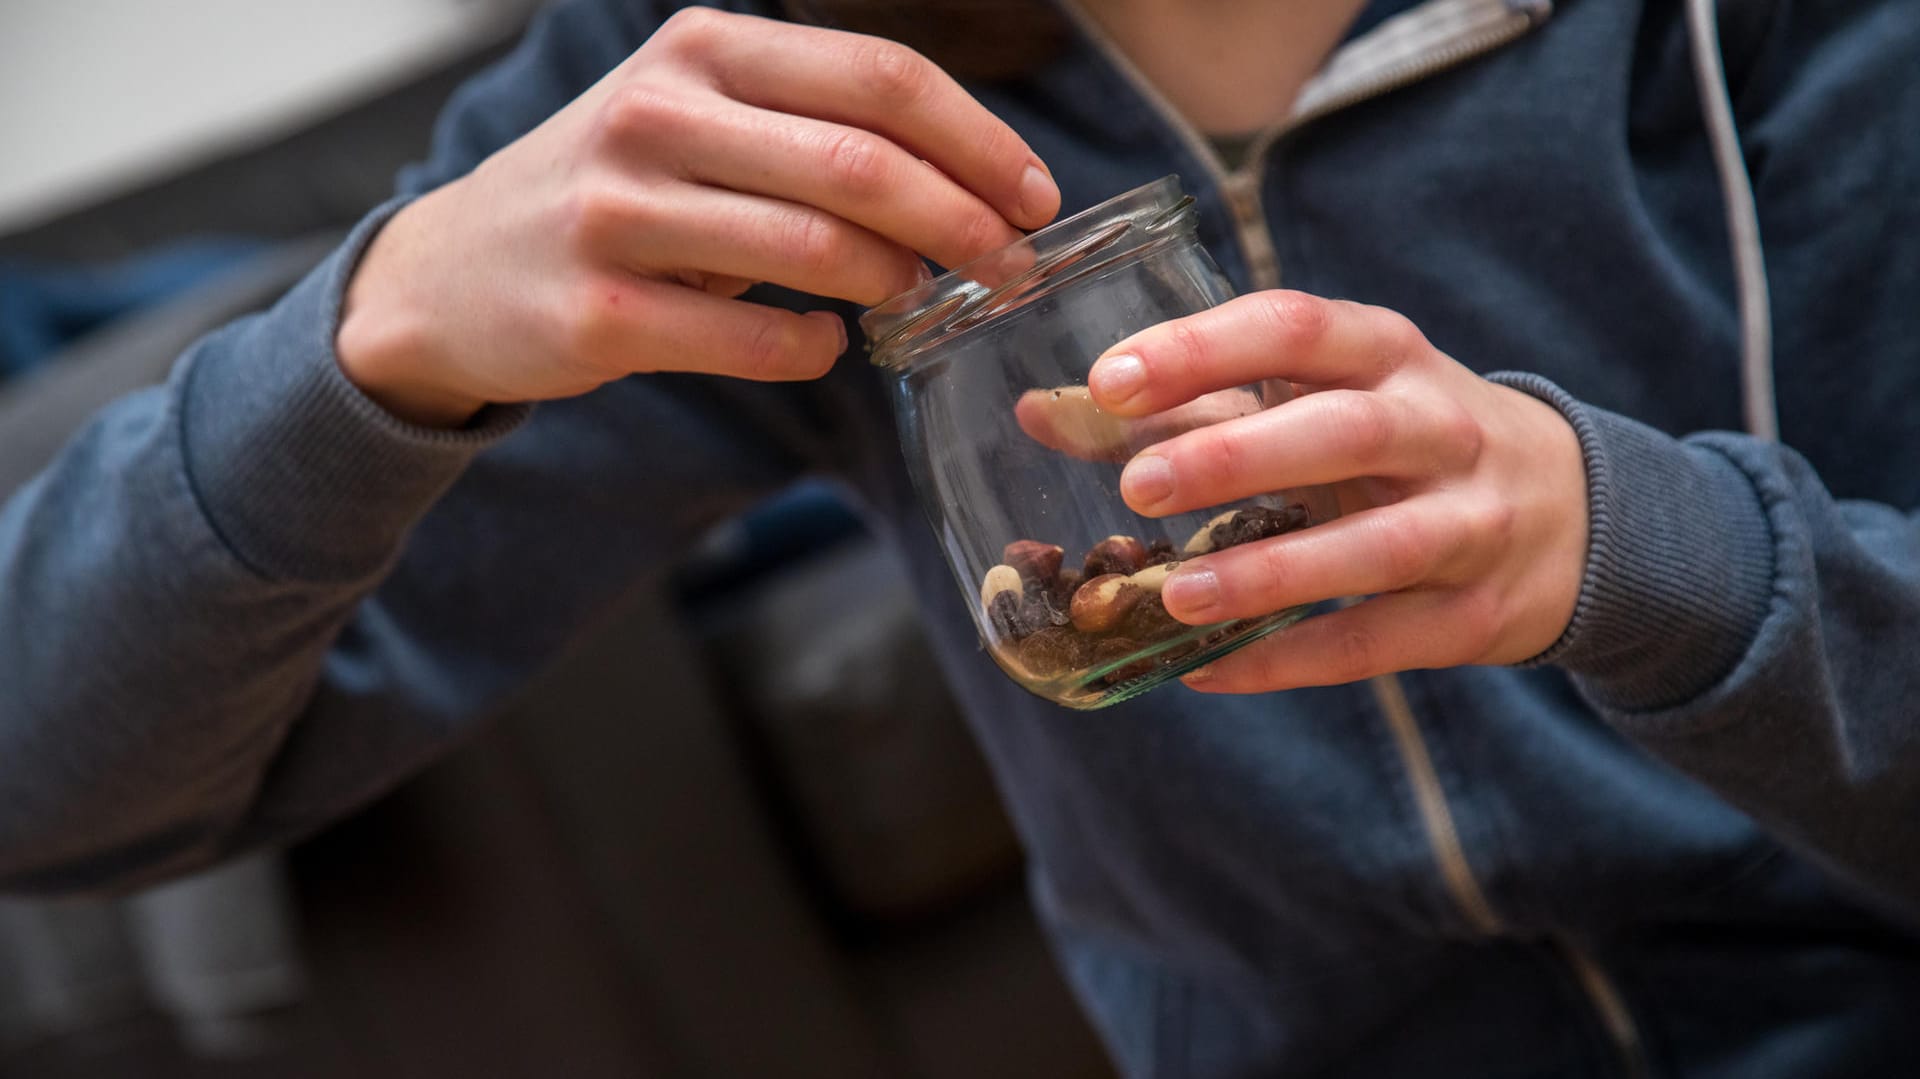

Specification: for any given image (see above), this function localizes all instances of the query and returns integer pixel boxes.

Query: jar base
[990,605,1313,710]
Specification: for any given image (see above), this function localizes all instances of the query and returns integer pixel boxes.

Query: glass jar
[862,176,1340,709]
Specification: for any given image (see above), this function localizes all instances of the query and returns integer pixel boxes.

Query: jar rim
[861,175,1195,370]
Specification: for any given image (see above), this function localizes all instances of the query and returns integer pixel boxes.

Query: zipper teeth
[1556,938,1653,1079]
[1367,673,1504,935]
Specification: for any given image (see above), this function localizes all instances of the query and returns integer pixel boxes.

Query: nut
[985,590,1027,641]
[980,564,1024,611]
[1186,504,1311,555]
[1084,534,1148,577]
[1045,568,1083,614]
[1070,573,1145,633]
[1143,539,1178,567]
[1125,562,1178,593]
[1002,540,1065,584]
[1184,511,1240,555]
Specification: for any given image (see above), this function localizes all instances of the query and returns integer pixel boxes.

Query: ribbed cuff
[180,197,530,583]
[1487,372,1775,714]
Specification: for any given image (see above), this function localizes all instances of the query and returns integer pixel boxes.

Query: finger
[682,13,1060,232]
[582,275,847,381]
[663,102,1022,274]
[1118,389,1462,516]
[591,181,927,306]
[1180,590,1475,693]
[1014,385,1265,463]
[1159,497,1466,625]
[1087,292,1422,417]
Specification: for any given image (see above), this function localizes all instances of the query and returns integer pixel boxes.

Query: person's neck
[1079,0,1370,136]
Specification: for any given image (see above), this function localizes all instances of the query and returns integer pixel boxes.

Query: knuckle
[1195,427,1249,487]
[657,6,728,54]
[951,208,1008,259]
[1248,290,1331,352]
[1375,309,1429,368]
[1328,391,1395,465]
[560,188,623,253]
[820,128,890,196]
[1431,396,1484,465]
[774,209,845,275]
[1251,540,1296,598]
[601,84,690,141]
[1454,590,1503,658]
[562,279,630,369]
[1462,495,1517,553]
[1329,623,1382,683]
[851,39,931,105]
[1373,512,1435,586]
[738,314,797,380]
[1163,319,1215,383]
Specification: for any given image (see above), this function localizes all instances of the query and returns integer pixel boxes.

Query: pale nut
[1002,540,1065,583]
[1070,573,1145,633]
[1184,510,1239,555]
[1085,534,1148,577]
[1126,562,1178,593]
[980,564,1024,611]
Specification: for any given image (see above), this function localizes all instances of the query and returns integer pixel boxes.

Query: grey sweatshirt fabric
[4,0,1920,1073]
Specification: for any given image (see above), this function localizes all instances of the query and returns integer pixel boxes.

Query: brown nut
[1085,534,1148,577]
[980,564,1024,612]
[1071,573,1145,633]
[1045,568,1084,614]
[1001,540,1065,584]
[1144,539,1178,567]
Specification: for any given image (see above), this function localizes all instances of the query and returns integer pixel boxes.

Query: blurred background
[0,3,1113,1076]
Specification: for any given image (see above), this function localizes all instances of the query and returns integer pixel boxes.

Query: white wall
[0,0,543,234]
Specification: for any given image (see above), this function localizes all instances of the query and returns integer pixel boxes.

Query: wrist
[336,193,486,429]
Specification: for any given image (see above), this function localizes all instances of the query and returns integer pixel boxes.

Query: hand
[338,9,1059,426]
[1085,291,1590,692]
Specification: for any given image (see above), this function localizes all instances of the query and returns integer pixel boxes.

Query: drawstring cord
[1684,0,1778,441]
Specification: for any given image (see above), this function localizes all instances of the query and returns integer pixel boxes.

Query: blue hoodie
[3,0,1919,1074]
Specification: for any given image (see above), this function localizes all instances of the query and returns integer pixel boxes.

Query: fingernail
[826,315,848,354]
[1162,567,1220,618]
[914,260,934,285]
[1121,454,1173,508]
[1090,353,1146,406]
[1018,163,1059,223]
[1181,666,1214,685]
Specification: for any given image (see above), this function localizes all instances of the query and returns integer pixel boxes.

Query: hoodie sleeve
[0,0,858,894]
[1486,0,1920,914]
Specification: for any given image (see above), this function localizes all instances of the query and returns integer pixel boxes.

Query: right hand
[337,8,1060,427]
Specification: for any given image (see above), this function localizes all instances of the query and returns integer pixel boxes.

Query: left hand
[1085,290,1590,692]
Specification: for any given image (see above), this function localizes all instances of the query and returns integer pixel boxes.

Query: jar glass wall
[863,177,1341,709]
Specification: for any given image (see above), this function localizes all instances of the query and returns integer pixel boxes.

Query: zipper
[1061,0,1551,292]
[1059,2,1651,1074]
[1556,937,1654,1079]
[1366,672,1503,934]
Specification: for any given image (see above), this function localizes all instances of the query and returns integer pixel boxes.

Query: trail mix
[980,503,1310,686]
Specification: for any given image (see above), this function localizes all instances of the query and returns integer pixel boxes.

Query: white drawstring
[1683,0,1778,441]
